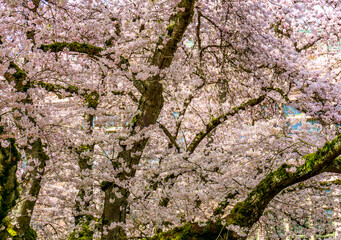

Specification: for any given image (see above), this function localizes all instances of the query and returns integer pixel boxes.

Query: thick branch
[148,221,227,240]
[4,62,99,109]
[224,134,341,228]
[187,95,266,153]
[325,156,341,173]
[158,122,181,152]
[112,91,138,103]
[151,0,196,69]
[149,135,341,240]
[36,81,99,108]
[39,42,103,56]
[4,62,32,94]
[36,81,79,95]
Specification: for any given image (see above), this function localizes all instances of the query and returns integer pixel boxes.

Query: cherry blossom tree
[0,0,340,239]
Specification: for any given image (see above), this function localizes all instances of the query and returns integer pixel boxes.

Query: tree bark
[13,139,48,240]
[224,134,341,229]
[0,132,20,238]
[101,182,129,240]
[71,113,97,240]
[149,134,341,239]
[100,1,196,239]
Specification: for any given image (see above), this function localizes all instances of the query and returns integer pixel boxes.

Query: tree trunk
[100,136,150,240]
[100,0,196,237]
[14,139,48,239]
[70,112,97,240]
[71,145,95,240]
[74,154,94,224]
[0,132,20,238]
[100,76,164,240]
[101,182,129,240]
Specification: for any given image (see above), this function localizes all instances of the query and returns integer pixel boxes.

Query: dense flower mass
[0,0,340,239]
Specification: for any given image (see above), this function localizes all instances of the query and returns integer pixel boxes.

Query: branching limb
[112,90,138,103]
[157,122,181,152]
[39,42,103,56]
[149,135,341,240]
[174,79,206,139]
[262,86,290,102]
[151,0,196,69]
[224,134,341,228]
[187,95,266,154]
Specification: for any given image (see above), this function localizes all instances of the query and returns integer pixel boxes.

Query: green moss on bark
[40,42,102,56]
[1,217,37,240]
[12,225,37,240]
[85,91,99,109]
[147,221,229,240]
[68,223,93,240]
[69,216,100,240]
[224,134,341,228]
[0,137,20,237]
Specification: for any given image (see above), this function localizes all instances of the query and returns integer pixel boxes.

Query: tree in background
[0,0,340,239]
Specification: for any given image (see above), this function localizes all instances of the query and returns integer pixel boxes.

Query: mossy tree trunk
[0,127,20,238]
[3,58,43,240]
[149,134,341,239]
[13,139,47,240]
[100,133,153,240]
